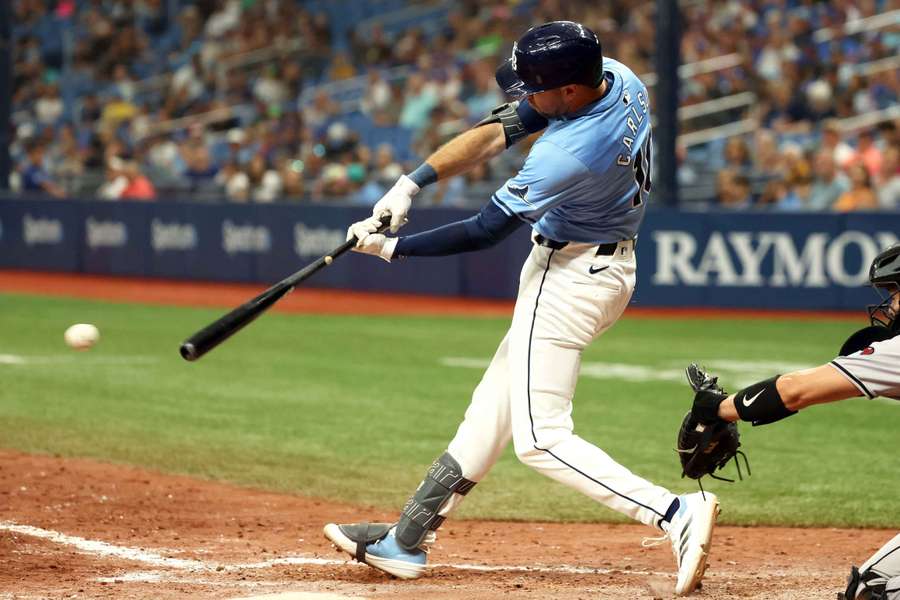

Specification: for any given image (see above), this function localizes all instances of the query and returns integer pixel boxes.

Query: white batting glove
[351,233,397,262]
[346,217,397,262]
[346,215,383,247]
[372,174,420,234]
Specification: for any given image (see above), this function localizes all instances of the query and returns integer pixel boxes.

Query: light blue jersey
[492,58,652,244]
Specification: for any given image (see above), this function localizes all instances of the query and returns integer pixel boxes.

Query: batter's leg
[505,249,676,528]
[390,332,514,551]
[323,331,515,578]
[446,332,514,479]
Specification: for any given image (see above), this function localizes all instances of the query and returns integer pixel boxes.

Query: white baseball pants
[446,238,676,528]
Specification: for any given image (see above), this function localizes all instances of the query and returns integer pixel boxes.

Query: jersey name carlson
[616,90,649,167]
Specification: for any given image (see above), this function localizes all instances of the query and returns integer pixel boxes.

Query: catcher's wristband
[733,375,796,426]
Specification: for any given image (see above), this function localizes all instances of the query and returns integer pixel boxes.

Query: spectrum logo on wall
[23,214,63,245]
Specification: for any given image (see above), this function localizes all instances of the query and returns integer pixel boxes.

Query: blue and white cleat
[668,492,720,595]
[323,522,428,579]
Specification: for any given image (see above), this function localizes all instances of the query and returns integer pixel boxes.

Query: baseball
[64,323,100,350]
[324,256,333,265]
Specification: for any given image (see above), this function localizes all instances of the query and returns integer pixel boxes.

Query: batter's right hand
[372,174,420,234]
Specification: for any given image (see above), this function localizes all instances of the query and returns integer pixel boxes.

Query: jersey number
[632,133,652,207]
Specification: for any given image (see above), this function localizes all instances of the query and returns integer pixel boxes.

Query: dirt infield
[1,449,891,600]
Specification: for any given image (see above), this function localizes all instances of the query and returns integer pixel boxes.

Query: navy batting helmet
[495,21,603,98]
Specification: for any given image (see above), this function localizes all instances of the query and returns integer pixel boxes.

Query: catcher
[678,243,900,600]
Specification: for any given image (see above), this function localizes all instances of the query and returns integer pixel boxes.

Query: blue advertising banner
[2,198,898,311]
[638,209,898,310]
[0,200,81,271]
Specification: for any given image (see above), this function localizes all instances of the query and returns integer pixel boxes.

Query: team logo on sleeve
[507,183,530,203]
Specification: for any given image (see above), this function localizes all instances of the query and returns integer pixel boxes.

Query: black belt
[534,234,630,256]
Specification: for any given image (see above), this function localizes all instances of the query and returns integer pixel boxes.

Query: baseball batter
[324,21,719,595]
[684,243,900,600]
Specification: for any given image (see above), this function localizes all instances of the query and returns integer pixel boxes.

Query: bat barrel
[178,215,389,362]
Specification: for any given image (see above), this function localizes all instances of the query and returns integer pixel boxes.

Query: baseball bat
[179,215,390,362]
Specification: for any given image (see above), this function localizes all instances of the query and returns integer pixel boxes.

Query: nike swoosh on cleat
[589,265,609,274]
[741,389,764,407]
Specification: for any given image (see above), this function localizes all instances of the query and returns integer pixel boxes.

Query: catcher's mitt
[676,411,745,480]
[677,364,750,481]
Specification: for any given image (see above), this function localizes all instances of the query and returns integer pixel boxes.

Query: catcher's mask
[867,243,900,332]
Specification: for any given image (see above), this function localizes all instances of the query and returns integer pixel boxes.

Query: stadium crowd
[8,0,900,209]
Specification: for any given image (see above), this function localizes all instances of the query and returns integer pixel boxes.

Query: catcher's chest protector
[852,533,900,600]
[887,576,900,600]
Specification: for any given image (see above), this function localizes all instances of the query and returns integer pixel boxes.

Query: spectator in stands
[99,91,140,131]
[169,54,208,116]
[463,61,503,120]
[833,164,878,212]
[50,123,86,187]
[217,161,250,202]
[716,169,753,209]
[111,63,137,103]
[253,64,290,109]
[328,52,357,81]
[749,129,783,192]
[315,163,352,200]
[877,146,900,210]
[9,0,898,209]
[723,137,753,175]
[246,155,282,203]
[349,23,393,67]
[34,81,64,126]
[280,159,306,200]
[204,0,241,39]
[821,119,857,167]
[78,94,103,126]
[181,128,218,190]
[99,155,156,201]
[808,151,850,211]
[361,70,397,126]
[761,81,809,132]
[19,138,65,198]
[804,79,837,123]
[399,73,439,131]
[847,129,884,180]
[776,158,815,211]
[303,91,337,135]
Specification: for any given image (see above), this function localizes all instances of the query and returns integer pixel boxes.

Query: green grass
[0,292,896,528]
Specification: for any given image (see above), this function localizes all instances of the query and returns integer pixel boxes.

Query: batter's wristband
[408,163,438,188]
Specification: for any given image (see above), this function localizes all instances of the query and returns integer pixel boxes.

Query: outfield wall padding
[1,198,896,310]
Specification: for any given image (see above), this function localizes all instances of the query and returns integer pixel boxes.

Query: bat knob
[180,342,198,361]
